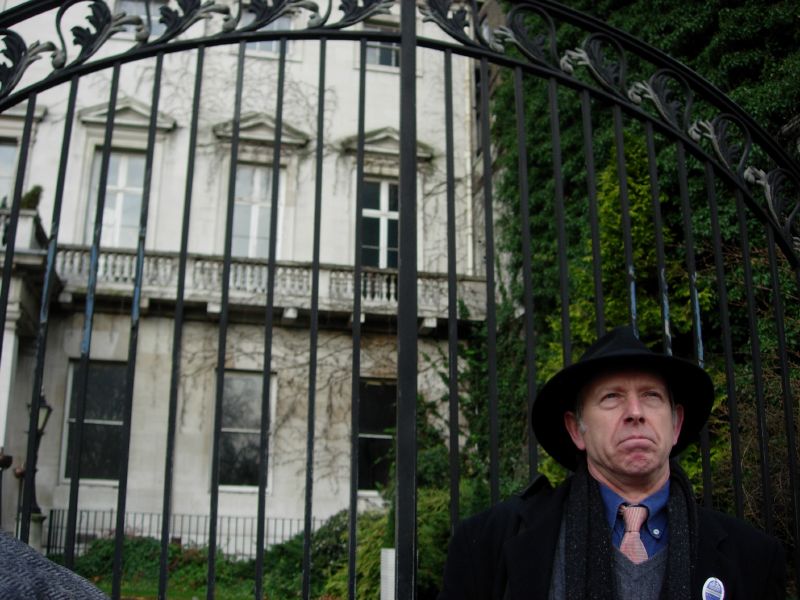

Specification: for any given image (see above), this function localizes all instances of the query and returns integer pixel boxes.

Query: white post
[0,318,19,449]
[380,548,396,600]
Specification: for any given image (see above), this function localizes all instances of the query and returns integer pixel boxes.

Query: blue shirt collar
[598,479,670,540]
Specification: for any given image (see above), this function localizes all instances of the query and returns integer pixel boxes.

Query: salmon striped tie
[619,504,649,564]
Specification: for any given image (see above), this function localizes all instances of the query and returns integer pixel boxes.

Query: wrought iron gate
[0,1,798,599]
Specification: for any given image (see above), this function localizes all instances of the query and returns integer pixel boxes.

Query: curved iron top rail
[0,0,798,265]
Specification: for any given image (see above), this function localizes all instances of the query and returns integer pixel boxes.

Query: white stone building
[0,0,484,556]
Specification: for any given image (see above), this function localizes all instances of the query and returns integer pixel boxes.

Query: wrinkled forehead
[575,368,671,409]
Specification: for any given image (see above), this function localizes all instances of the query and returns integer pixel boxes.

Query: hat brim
[532,353,714,471]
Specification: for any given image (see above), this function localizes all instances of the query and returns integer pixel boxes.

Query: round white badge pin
[701,577,725,600]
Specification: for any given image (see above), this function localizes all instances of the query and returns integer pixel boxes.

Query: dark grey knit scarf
[563,459,697,600]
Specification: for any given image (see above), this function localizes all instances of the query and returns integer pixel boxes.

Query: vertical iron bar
[734,190,771,529]
[478,57,499,504]
[444,49,461,529]
[21,76,75,539]
[65,64,121,565]
[348,38,368,600]
[111,52,163,599]
[675,141,711,506]
[207,41,247,598]
[579,90,604,337]
[294,33,320,600]
[703,163,743,518]
[612,105,637,335]
[396,3,418,598]
[513,67,537,477]
[253,35,292,600]
[159,43,205,600]
[548,79,570,365]
[0,95,35,370]
[643,123,672,355]
[765,228,800,582]
[14,92,38,538]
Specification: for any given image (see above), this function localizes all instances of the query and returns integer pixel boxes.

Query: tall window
[87,150,145,248]
[64,361,127,480]
[0,140,17,208]
[117,0,168,37]
[220,371,269,487]
[233,163,274,259]
[365,25,399,68]
[361,180,398,268]
[358,379,395,491]
[242,12,293,54]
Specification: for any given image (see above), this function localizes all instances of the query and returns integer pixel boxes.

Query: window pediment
[212,112,309,149]
[339,127,434,162]
[78,97,176,132]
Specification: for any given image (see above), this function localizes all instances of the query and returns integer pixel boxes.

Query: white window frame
[60,361,127,485]
[84,148,146,249]
[218,370,277,492]
[361,179,399,269]
[365,24,400,69]
[225,162,286,260]
[241,11,294,56]
[231,162,282,260]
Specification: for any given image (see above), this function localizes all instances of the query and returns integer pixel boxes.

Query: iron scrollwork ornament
[689,114,752,178]
[236,0,319,32]
[156,0,230,42]
[629,69,694,132]
[495,5,558,67]
[0,30,55,99]
[745,167,800,254]
[55,1,141,69]
[321,0,393,30]
[561,33,628,98]
[421,0,481,50]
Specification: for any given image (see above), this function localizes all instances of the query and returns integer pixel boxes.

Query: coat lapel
[693,511,733,599]
[501,481,568,599]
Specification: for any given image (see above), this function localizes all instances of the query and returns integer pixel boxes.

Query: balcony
[54,246,487,322]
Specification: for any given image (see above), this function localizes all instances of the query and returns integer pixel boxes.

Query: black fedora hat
[532,326,714,470]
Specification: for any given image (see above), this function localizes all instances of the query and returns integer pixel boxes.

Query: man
[439,326,786,600]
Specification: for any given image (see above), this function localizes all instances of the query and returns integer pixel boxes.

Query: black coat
[439,476,786,600]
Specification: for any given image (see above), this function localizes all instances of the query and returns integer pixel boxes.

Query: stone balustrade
[54,246,486,320]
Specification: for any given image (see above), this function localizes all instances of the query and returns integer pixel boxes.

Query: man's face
[564,370,684,492]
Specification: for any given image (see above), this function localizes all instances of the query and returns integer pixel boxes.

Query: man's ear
[672,403,685,446]
[564,411,586,451]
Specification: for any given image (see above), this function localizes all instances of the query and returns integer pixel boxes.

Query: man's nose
[624,394,646,423]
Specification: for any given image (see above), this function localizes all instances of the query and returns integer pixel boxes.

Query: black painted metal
[1,2,798,598]
[549,78,571,366]
[302,34,323,600]
[111,51,164,598]
[514,67,538,478]
[478,55,500,506]
[11,96,37,543]
[348,37,368,600]
[22,74,76,545]
[580,91,604,339]
[612,105,637,335]
[444,48,461,532]
[207,40,247,597]
[704,162,744,520]
[734,189,772,529]
[766,227,800,579]
[64,63,121,565]
[396,3,418,597]
[159,44,205,600]
[643,122,672,356]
